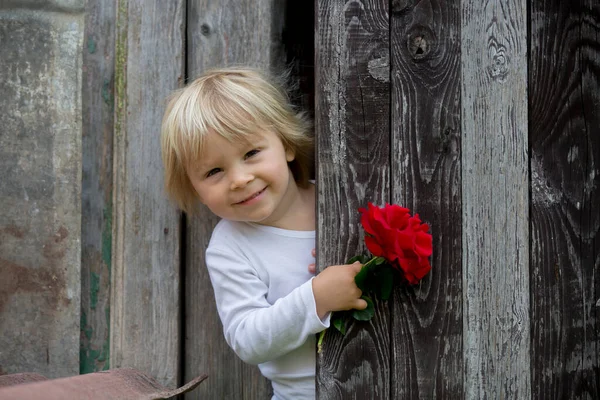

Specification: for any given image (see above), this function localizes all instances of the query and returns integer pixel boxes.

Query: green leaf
[375,256,386,265]
[354,256,380,290]
[378,267,394,301]
[352,296,375,321]
[346,255,362,264]
[333,316,346,335]
[347,254,370,265]
[354,264,370,291]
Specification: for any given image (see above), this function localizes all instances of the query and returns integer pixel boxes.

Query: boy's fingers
[308,263,316,274]
[355,298,368,310]
[311,248,316,257]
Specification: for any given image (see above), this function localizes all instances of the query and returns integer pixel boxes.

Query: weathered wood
[315,0,391,398]
[184,1,284,398]
[80,0,115,374]
[529,1,600,398]
[0,6,84,378]
[461,1,530,398]
[390,1,463,398]
[110,0,185,388]
[187,0,285,79]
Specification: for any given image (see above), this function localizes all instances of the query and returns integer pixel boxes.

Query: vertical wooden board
[111,0,185,388]
[315,1,391,398]
[529,1,600,398]
[80,0,115,374]
[390,1,462,398]
[461,1,530,398]
[184,1,284,398]
[0,6,84,378]
[187,0,285,78]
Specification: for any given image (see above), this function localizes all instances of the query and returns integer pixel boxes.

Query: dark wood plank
[80,0,115,374]
[389,1,462,398]
[110,0,185,388]
[184,1,285,398]
[461,1,530,398]
[529,1,600,398]
[315,1,391,398]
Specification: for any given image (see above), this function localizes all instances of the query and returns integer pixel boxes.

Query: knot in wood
[407,26,434,60]
[487,39,509,82]
[391,0,409,14]
[200,23,211,36]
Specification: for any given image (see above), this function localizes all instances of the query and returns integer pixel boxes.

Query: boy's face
[187,130,297,227]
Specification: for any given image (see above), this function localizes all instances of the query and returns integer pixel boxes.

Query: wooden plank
[461,1,530,398]
[315,0,391,398]
[184,1,284,398]
[110,0,185,388]
[80,0,115,374]
[389,1,462,398]
[529,1,600,398]
[0,6,84,378]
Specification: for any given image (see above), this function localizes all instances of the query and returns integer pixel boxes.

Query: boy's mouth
[234,187,267,205]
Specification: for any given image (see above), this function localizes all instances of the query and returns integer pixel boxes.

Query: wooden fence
[0,0,597,399]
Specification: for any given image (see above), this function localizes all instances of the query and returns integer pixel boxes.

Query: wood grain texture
[110,0,185,388]
[0,8,84,378]
[80,0,115,374]
[390,1,462,398]
[461,1,530,398]
[184,1,284,398]
[529,1,600,398]
[315,1,391,398]
[187,0,285,79]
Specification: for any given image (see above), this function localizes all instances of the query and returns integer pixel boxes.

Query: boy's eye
[206,168,221,178]
[244,149,260,159]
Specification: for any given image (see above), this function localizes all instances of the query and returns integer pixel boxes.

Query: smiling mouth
[235,187,266,205]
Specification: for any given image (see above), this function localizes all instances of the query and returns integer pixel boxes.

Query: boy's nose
[230,168,254,190]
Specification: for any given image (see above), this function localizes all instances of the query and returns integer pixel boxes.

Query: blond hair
[161,67,314,214]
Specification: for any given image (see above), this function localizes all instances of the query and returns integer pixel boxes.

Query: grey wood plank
[0,7,84,378]
[80,0,115,374]
[529,1,600,398]
[390,1,463,398]
[461,1,531,398]
[184,1,285,398]
[315,0,391,398]
[110,0,185,388]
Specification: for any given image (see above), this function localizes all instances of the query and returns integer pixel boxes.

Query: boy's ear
[285,147,295,162]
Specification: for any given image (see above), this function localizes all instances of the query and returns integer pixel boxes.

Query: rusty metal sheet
[0,368,207,399]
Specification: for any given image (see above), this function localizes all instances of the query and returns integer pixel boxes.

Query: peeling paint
[81,311,93,341]
[79,306,110,373]
[87,37,96,54]
[90,272,100,310]
[102,201,112,274]
[101,79,113,109]
[103,305,110,370]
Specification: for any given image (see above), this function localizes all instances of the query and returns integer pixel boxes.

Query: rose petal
[386,204,410,228]
[414,232,433,257]
[364,236,384,257]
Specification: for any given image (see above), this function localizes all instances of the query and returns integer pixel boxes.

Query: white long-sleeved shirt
[205,219,330,400]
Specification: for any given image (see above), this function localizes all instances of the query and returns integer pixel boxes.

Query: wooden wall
[3,0,594,398]
[316,0,598,399]
[81,0,297,398]
[0,2,85,378]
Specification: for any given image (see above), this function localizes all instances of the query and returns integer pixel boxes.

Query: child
[160,67,367,400]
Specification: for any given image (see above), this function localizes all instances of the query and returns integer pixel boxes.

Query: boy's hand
[312,261,367,319]
[308,248,316,274]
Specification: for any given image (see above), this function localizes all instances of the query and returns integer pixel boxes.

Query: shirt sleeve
[205,246,330,365]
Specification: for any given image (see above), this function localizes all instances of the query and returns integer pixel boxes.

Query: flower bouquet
[317,202,433,352]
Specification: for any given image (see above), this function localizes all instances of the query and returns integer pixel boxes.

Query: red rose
[359,203,432,284]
